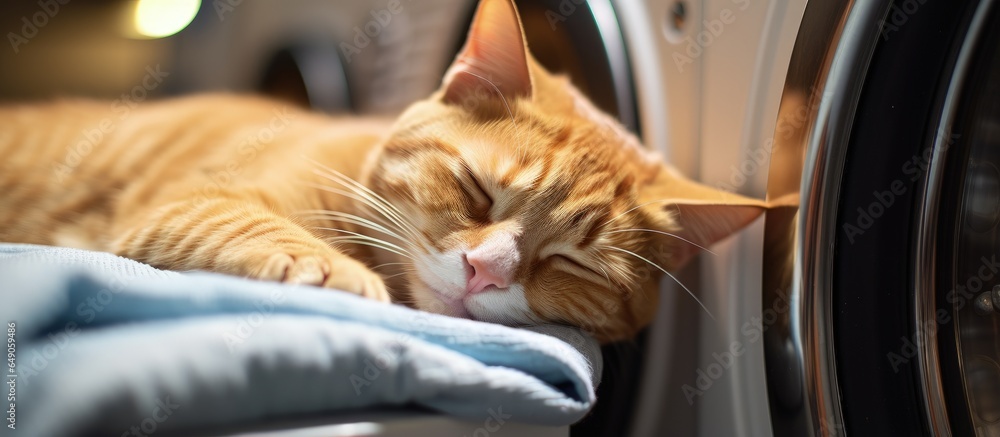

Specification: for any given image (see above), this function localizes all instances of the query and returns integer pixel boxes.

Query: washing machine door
[765,0,1000,435]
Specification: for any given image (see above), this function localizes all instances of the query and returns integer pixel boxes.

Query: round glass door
[936,3,1000,434]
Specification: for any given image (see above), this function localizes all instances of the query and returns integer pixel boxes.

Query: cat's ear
[638,164,766,270]
[441,0,533,104]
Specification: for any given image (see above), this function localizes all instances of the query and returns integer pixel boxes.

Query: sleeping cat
[0,0,764,343]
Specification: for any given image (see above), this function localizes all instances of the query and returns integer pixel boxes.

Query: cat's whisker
[593,260,641,316]
[603,199,678,227]
[455,70,516,128]
[595,256,632,287]
[311,169,412,230]
[607,228,716,255]
[382,272,409,280]
[453,70,527,155]
[377,265,419,281]
[298,182,394,227]
[298,209,397,231]
[316,217,421,255]
[325,237,414,260]
[299,215,402,243]
[303,157,424,241]
[303,182,423,245]
[371,262,410,271]
[322,235,412,256]
[298,210,411,246]
[315,227,415,257]
[317,183,425,249]
[595,264,616,291]
[305,177,419,242]
[600,245,715,320]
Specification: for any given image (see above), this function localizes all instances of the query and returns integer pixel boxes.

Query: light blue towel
[0,244,600,437]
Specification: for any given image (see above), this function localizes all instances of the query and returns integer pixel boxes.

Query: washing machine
[762,0,1000,435]
[10,0,997,435]
[168,0,1000,435]
[471,0,1000,435]
[621,0,1000,436]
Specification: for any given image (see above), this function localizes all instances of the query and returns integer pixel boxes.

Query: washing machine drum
[801,0,1000,435]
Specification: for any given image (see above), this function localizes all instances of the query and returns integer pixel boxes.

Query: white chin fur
[411,282,536,326]
[463,284,536,325]
[414,250,466,300]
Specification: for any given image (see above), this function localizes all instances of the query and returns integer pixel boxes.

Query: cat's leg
[111,197,389,301]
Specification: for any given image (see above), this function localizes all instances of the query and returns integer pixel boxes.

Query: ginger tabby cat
[0,0,764,343]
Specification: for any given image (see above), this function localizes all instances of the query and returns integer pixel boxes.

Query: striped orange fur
[0,0,764,342]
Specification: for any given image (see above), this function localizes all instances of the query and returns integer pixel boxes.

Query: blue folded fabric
[0,244,600,436]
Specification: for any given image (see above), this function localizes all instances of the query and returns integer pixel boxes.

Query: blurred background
[0,0,475,113]
[0,0,634,123]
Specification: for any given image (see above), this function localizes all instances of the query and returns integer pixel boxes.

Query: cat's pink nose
[465,252,510,294]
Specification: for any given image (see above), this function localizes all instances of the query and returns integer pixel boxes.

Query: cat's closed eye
[547,254,606,283]
[458,166,492,218]
[548,254,586,271]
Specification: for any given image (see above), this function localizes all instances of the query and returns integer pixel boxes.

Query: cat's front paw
[257,252,390,302]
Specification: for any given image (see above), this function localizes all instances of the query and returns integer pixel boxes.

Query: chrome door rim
[764,1,893,435]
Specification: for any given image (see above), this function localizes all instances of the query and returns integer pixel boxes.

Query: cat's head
[361,0,764,342]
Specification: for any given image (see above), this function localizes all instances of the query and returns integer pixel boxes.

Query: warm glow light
[134,0,200,38]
